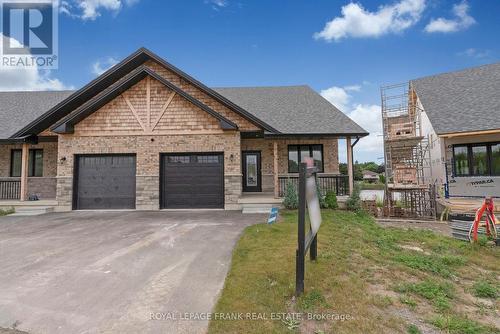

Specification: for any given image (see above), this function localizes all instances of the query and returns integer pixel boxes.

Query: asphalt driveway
[0,210,265,334]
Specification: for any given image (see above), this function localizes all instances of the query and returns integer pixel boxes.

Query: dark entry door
[161,153,224,209]
[242,151,261,192]
[74,155,136,210]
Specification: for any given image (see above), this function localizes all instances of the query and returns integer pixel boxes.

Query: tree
[376,163,385,174]
[339,161,384,181]
[339,163,347,175]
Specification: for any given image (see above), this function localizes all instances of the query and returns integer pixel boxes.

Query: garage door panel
[161,154,224,209]
[75,155,136,210]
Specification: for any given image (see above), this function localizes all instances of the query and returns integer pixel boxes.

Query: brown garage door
[161,153,224,209]
[74,155,136,210]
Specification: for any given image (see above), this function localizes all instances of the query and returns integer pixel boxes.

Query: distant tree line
[339,161,385,181]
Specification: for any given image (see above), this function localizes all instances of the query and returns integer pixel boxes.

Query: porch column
[20,143,29,201]
[346,137,354,195]
[273,141,279,198]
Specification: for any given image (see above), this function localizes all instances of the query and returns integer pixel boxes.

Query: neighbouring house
[362,170,379,183]
[0,48,368,211]
[411,62,500,198]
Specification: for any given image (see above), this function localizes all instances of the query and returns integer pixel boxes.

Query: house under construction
[381,82,436,218]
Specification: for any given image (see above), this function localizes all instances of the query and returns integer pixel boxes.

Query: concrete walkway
[0,211,265,334]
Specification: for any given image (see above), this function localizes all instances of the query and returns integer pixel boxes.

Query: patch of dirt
[376,219,452,236]
[388,306,439,334]
[400,244,431,255]
[368,283,400,299]
[455,285,500,329]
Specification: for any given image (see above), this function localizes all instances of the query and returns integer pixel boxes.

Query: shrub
[283,180,298,209]
[325,191,338,209]
[379,174,386,184]
[472,281,498,299]
[346,183,362,212]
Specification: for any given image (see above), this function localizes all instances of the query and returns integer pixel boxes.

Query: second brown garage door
[160,153,224,209]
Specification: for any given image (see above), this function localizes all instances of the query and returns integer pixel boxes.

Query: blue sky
[1,0,499,162]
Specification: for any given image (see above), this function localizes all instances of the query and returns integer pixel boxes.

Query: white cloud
[320,84,364,111]
[61,0,140,20]
[346,104,383,153]
[344,84,362,92]
[92,57,119,76]
[0,34,70,91]
[205,0,228,10]
[320,86,351,111]
[208,0,227,7]
[314,0,426,42]
[321,83,383,162]
[424,1,475,33]
[457,48,490,59]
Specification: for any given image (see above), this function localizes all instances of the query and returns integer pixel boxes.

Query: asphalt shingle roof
[213,85,367,135]
[411,62,500,135]
[0,91,74,139]
[0,85,367,139]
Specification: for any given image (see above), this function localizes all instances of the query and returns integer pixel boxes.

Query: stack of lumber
[438,198,500,214]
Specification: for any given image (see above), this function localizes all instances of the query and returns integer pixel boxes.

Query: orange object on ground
[470,197,498,243]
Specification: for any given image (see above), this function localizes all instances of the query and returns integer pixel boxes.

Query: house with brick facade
[0,48,367,211]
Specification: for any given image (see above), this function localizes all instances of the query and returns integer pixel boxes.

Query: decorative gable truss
[51,66,238,136]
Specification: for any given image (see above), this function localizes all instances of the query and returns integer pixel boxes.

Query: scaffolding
[381,82,436,218]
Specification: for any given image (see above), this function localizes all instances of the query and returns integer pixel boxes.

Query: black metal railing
[0,180,21,200]
[279,175,349,197]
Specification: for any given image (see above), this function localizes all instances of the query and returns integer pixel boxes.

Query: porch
[240,135,355,200]
[0,138,58,202]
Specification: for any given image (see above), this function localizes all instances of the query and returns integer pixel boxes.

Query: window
[452,142,500,177]
[288,145,324,173]
[10,149,43,177]
[471,145,488,175]
[197,155,219,164]
[167,155,190,164]
[10,150,22,177]
[288,146,299,173]
[492,144,500,175]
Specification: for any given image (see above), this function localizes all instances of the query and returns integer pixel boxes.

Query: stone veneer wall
[56,133,242,211]
[241,138,339,192]
[0,141,58,199]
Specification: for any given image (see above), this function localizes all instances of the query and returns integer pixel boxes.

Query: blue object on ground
[268,207,279,224]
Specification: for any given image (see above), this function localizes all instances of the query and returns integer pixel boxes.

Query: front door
[242,151,261,192]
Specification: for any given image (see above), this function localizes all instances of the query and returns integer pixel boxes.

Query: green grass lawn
[208,210,500,334]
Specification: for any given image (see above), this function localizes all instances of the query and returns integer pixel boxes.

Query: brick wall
[0,141,58,199]
[0,141,57,177]
[56,133,241,210]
